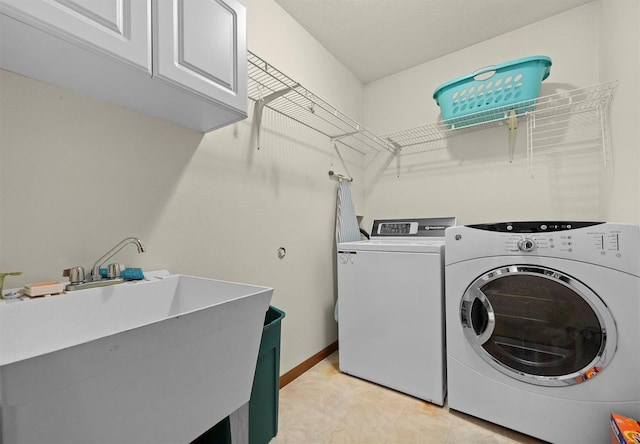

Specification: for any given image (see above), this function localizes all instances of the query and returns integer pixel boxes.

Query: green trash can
[249,306,285,444]
[191,306,285,444]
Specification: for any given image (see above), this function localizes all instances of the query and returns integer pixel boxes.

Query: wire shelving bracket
[248,51,397,156]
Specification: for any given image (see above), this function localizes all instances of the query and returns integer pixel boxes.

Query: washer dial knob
[518,238,537,252]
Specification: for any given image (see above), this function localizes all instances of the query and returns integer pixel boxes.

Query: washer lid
[338,239,444,253]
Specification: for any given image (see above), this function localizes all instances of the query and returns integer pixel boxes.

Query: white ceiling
[273,0,594,84]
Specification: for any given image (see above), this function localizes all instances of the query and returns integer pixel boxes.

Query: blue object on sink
[99,267,144,280]
[121,268,145,281]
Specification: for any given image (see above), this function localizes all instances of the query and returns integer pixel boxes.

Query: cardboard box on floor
[611,413,640,444]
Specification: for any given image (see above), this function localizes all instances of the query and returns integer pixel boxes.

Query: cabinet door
[0,0,151,72]
[153,0,247,113]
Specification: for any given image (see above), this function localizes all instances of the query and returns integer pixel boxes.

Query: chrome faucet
[64,237,145,291]
[90,237,145,281]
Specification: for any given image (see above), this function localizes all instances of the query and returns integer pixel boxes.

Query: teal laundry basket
[433,55,552,128]
[191,306,285,444]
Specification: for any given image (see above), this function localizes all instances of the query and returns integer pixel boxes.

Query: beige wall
[597,0,640,222]
[363,1,639,228]
[0,0,366,375]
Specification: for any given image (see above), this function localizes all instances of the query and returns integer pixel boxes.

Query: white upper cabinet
[154,0,246,111]
[0,0,151,72]
[0,0,247,132]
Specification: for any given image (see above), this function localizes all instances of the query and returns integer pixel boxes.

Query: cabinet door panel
[0,0,150,71]
[154,0,247,112]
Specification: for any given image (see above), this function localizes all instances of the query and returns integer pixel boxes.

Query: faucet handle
[63,266,85,284]
[107,263,121,279]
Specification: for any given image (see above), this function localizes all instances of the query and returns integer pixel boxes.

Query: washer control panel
[447,222,640,275]
[501,228,623,256]
[468,221,601,233]
[499,232,621,255]
[376,221,419,235]
[371,217,457,238]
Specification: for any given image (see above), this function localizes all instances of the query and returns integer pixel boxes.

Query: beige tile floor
[273,352,547,443]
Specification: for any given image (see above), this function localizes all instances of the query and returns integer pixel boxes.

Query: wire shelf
[526,81,616,175]
[383,82,617,169]
[247,50,616,176]
[382,101,534,148]
[247,51,397,155]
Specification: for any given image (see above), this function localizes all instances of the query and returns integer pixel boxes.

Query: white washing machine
[337,217,456,405]
[445,221,640,443]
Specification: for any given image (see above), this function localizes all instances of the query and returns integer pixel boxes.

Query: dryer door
[461,265,617,386]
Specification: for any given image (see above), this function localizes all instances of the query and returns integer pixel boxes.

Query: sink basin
[0,271,273,444]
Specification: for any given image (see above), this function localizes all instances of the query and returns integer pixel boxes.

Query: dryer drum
[461,265,617,387]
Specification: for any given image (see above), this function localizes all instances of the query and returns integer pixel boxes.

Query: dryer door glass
[461,265,616,386]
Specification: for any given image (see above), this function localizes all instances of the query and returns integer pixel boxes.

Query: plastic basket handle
[473,65,497,81]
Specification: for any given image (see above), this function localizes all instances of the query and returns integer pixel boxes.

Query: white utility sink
[0,271,273,444]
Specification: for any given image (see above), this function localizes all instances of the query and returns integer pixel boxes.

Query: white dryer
[445,222,640,443]
[337,217,456,405]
